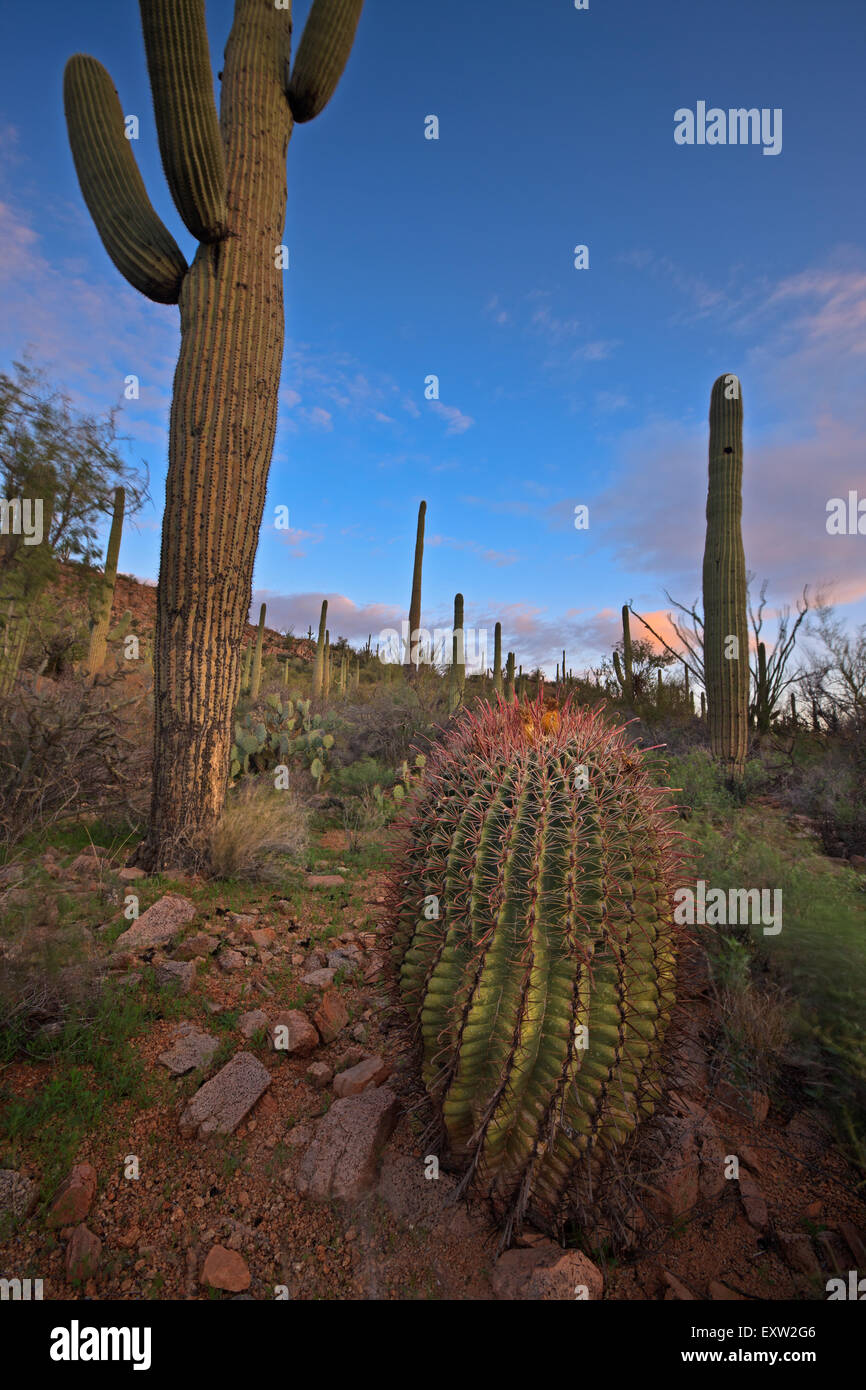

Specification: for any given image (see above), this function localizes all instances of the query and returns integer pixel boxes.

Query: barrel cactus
[388,694,685,1244]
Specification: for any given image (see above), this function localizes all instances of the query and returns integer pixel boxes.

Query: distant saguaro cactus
[250,602,266,698]
[702,375,749,781]
[86,486,125,679]
[323,629,331,701]
[454,593,465,697]
[492,622,503,696]
[312,599,328,701]
[504,651,515,701]
[613,605,634,702]
[64,0,364,868]
[406,500,426,672]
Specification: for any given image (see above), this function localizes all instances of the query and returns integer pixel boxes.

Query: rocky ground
[1,831,864,1301]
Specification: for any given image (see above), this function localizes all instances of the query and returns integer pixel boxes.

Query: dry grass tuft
[207,776,309,880]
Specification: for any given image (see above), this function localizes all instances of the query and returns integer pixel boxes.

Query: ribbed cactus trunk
[702,375,749,782]
[312,598,328,702]
[250,602,266,699]
[756,641,771,733]
[323,629,331,701]
[405,499,426,673]
[492,621,503,697]
[64,0,363,870]
[448,633,460,715]
[613,605,634,702]
[86,486,125,680]
[454,593,465,697]
[504,651,515,702]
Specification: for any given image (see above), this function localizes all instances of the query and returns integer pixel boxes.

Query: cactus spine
[388,697,683,1243]
[86,486,125,679]
[702,375,749,781]
[312,599,328,701]
[492,622,503,697]
[64,1,364,869]
[250,602,266,698]
[406,499,426,672]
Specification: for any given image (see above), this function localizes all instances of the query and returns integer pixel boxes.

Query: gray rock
[0,1169,38,1223]
[327,950,360,976]
[158,1024,219,1075]
[238,1009,270,1040]
[301,968,336,989]
[153,959,195,993]
[112,894,196,954]
[178,1052,271,1140]
[296,1086,400,1201]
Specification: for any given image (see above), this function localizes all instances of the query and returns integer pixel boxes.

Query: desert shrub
[208,776,309,880]
[0,677,149,849]
[328,695,425,767]
[779,729,866,856]
[333,756,396,796]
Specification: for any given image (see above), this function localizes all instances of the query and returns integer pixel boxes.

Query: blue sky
[2,0,865,673]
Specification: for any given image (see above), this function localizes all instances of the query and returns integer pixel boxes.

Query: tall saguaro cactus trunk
[64,1,363,869]
[702,375,749,783]
[405,500,426,674]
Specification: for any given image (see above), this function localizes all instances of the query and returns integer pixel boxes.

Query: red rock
[778,1231,821,1277]
[662,1269,696,1300]
[709,1280,745,1300]
[249,928,275,949]
[269,1010,319,1055]
[112,894,196,954]
[333,1056,390,1098]
[306,1062,334,1090]
[738,1167,769,1232]
[492,1245,603,1300]
[839,1221,866,1266]
[48,1163,97,1228]
[313,989,349,1044]
[305,874,345,888]
[201,1244,251,1292]
[748,1090,770,1123]
[66,1224,101,1283]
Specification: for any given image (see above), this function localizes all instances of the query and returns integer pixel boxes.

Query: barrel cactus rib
[287,0,365,123]
[138,0,228,243]
[63,56,188,303]
[390,695,684,1242]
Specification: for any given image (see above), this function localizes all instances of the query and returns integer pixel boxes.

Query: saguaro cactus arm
[138,0,228,243]
[63,56,188,304]
[286,0,365,123]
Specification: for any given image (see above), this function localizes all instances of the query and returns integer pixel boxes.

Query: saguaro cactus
[323,629,331,701]
[702,375,749,781]
[613,605,634,702]
[86,486,125,680]
[406,499,426,672]
[312,598,328,701]
[454,593,465,697]
[504,651,515,701]
[64,0,364,869]
[250,602,266,699]
[492,621,503,696]
[388,696,684,1243]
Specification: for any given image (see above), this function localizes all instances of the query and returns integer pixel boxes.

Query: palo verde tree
[63,1,364,868]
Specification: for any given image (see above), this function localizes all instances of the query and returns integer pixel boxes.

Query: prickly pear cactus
[388,694,685,1243]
